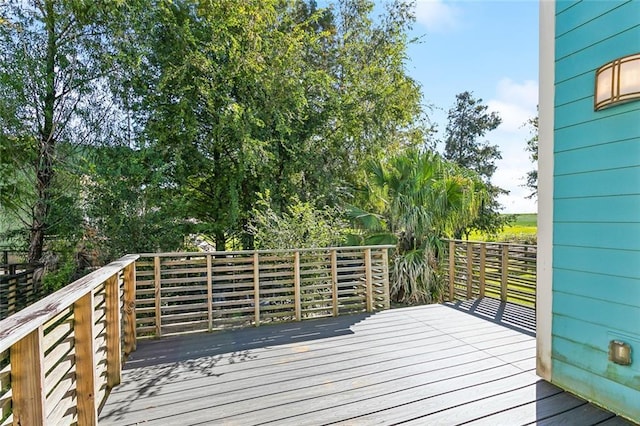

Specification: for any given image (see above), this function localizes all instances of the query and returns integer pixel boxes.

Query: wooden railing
[444,239,537,308]
[135,246,393,338]
[0,263,44,320]
[0,255,137,426]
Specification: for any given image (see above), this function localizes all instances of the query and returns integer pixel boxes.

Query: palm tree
[348,149,485,303]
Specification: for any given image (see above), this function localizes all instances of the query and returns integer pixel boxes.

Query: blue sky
[406,0,539,213]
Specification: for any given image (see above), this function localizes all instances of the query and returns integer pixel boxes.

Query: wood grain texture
[98,302,627,426]
[74,292,98,425]
[0,255,138,352]
[10,327,46,426]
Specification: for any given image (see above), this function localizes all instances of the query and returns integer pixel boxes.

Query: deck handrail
[0,254,138,425]
[443,239,537,308]
[135,246,393,338]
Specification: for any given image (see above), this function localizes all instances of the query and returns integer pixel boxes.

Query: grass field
[470,213,537,243]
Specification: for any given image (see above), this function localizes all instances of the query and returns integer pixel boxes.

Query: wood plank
[10,327,46,426]
[364,248,373,312]
[153,256,161,338]
[0,255,138,352]
[449,240,455,301]
[253,252,260,327]
[105,273,121,389]
[74,292,98,425]
[99,302,626,426]
[293,252,301,322]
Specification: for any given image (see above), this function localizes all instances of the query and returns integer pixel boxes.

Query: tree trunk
[28,0,57,263]
[215,231,226,252]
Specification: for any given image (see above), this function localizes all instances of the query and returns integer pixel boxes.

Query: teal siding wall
[553,0,640,421]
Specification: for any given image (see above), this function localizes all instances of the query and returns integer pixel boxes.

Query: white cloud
[485,79,539,213]
[415,0,461,33]
[487,79,538,132]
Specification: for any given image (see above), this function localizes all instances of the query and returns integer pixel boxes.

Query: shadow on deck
[100,300,634,426]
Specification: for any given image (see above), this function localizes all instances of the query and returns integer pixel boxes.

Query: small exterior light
[595,52,640,111]
[609,340,632,366]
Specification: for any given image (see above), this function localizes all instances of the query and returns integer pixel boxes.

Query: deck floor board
[99,299,630,425]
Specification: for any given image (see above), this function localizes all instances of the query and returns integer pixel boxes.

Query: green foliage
[85,145,193,262]
[524,113,538,199]
[0,0,137,261]
[42,256,77,293]
[442,91,510,238]
[249,192,349,250]
[1,0,428,283]
[349,149,486,303]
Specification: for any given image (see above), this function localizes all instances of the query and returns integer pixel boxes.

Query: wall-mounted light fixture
[609,340,632,366]
[595,52,640,111]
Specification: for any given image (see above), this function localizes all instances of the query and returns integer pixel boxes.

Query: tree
[0,1,130,262]
[348,149,486,303]
[443,91,508,238]
[118,0,425,251]
[524,114,538,199]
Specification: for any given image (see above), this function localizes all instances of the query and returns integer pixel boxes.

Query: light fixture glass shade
[594,53,640,110]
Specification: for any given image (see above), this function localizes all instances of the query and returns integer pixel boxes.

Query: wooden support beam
[11,327,46,426]
[331,250,338,317]
[448,240,455,302]
[381,248,390,310]
[123,263,136,356]
[293,251,301,321]
[207,255,213,332]
[466,242,473,299]
[105,274,121,390]
[154,256,162,337]
[364,248,373,312]
[253,252,260,326]
[501,245,509,302]
[74,292,98,425]
[479,243,486,298]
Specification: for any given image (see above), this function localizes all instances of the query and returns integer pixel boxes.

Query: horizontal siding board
[555,139,640,175]
[553,2,640,420]
[555,2,639,57]
[555,96,640,130]
[554,166,640,199]
[555,74,591,106]
[552,359,640,421]
[554,195,640,222]
[554,109,640,151]
[555,1,632,35]
[555,0,581,17]
[553,269,640,307]
[552,291,640,336]
[555,27,640,83]
[554,223,640,251]
[553,246,640,279]
[552,334,640,384]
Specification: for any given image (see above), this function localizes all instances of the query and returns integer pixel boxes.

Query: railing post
[466,242,473,299]
[123,263,137,356]
[11,327,46,426]
[448,240,455,302]
[293,251,301,321]
[364,248,373,312]
[479,243,486,298]
[105,274,122,390]
[154,256,162,337]
[253,252,260,326]
[381,248,390,310]
[75,292,98,425]
[501,245,509,302]
[207,254,213,331]
[331,249,338,317]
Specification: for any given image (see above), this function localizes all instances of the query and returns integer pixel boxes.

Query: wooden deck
[100,299,633,425]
